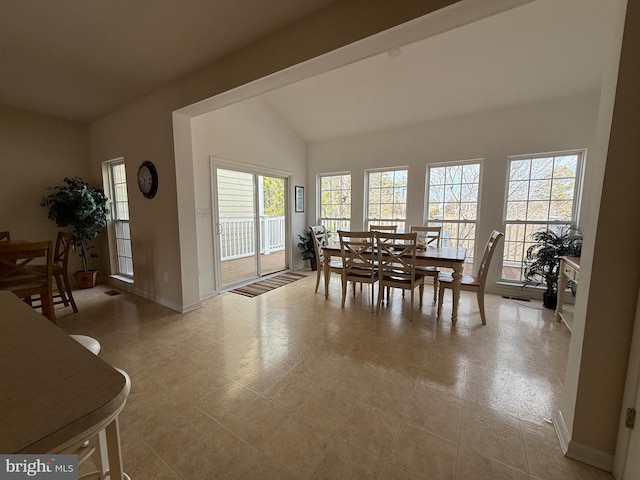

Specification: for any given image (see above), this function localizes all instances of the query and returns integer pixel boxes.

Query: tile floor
[54,273,613,480]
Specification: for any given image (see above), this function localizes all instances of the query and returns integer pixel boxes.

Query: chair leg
[62,272,79,313]
[437,284,445,318]
[376,283,383,313]
[314,267,321,293]
[418,284,424,309]
[341,277,348,308]
[53,275,67,306]
[477,290,487,325]
[370,283,375,312]
[432,277,438,304]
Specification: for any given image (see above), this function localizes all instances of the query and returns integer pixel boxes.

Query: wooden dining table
[0,291,130,479]
[0,239,56,322]
[322,244,467,323]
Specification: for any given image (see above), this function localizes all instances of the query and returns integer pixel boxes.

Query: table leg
[451,263,463,325]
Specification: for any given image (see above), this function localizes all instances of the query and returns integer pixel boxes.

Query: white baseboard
[106,276,201,313]
[553,410,571,454]
[553,410,613,472]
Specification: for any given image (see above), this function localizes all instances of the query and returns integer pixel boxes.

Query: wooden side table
[556,256,580,330]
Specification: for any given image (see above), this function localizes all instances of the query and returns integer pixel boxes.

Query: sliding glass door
[215,166,288,289]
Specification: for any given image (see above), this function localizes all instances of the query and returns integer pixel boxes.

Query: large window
[108,161,133,277]
[366,168,408,231]
[319,173,351,234]
[426,161,481,266]
[502,151,583,281]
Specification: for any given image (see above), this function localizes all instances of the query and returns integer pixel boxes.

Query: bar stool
[70,334,101,355]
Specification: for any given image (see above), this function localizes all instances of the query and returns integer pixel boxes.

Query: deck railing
[220,216,285,260]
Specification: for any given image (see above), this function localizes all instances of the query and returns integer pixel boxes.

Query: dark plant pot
[543,292,557,310]
[310,258,317,271]
[75,270,98,289]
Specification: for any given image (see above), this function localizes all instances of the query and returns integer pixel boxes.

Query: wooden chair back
[54,231,73,269]
[309,225,327,262]
[369,225,398,233]
[338,230,378,309]
[410,225,441,248]
[375,231,418,282]
[0,240,55,322]
[476,230,504,288]
[375,231,424,315]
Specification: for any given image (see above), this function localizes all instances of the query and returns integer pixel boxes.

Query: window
[108,161,133,277]
[366,168,407,231]
[319,173,351,234]
[502,151,583,281]
[426,161,481,268]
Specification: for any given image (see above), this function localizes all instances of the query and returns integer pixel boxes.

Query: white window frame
[365,167,408,232]
[425,160,482,268]
[107,160,134,278]
[318,172,351,236]
[501,149,584,282]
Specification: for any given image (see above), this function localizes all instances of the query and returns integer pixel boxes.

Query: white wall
[191,97,307,298]
[307,92,601,294]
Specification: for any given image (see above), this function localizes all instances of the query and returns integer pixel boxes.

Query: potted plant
[297,228,317,270]
[41,177,110,288]
[524,225,583,309]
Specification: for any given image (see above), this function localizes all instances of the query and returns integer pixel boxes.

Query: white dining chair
[410,225,442,303]
[309,225,343,294]
[338,230,379,311]
[437,230,504,325]
[375,231,425,319]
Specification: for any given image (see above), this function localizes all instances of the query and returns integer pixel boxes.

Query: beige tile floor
[53,273,613,480]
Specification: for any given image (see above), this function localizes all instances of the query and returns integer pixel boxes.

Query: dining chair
[436,230,504,325]
[33,231,78,313]
[338,230,379,311]
[375,231,425,318]
[0,240,56,323]
[309,225,343,294]
[369,225,398,233]
[410,225,442,303]
[0,231,10,242]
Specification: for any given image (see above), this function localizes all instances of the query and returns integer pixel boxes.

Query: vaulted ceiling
[0,0,617,141]
[0,0,336,121]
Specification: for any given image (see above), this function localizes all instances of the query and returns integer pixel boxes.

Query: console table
[556,256,580,330]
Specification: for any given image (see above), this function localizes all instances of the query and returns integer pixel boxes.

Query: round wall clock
[137,161,158,199]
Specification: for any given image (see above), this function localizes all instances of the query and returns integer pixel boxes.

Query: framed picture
[295,186,304,213]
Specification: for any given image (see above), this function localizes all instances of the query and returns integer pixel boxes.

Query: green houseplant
[41,177,110,288]
[524,225,583,309]
[297,228,317,270]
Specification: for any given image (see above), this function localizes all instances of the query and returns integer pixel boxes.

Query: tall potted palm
[41,177,110,288]
[524,226,582,309]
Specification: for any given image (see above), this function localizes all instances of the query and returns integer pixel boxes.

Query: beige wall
[0,104,91,274]
[559,0,640,468]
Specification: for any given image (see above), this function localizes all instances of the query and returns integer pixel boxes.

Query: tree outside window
[502,152,583,281]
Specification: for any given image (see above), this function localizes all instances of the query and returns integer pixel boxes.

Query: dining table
[0,239,56,322]
[322,243,467,323]
[0,290,130,479]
